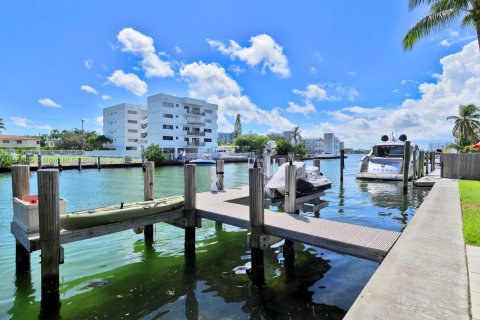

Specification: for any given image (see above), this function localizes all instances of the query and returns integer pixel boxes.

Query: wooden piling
[425,152,429,175]
[340,149,345,183]
[313,159,321,173]
[403,141,411,191]
[78,157,82,171]
[249,163,265,285]
[143,161,154,245]
[97,156,101,169]
[216,160,224,191]
[431,152,435,171]
[11,165,31,273]
[412,149,417,180]
[418,151,425,178]
[38,154,42,170]
[283,162,297,268]
[184,164,196,255]
[57,158,62,170]
[37,169,60,304]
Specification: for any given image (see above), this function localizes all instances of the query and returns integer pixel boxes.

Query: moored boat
[189,154,216,165]
[60,195,184,230]
[356,134,415,181]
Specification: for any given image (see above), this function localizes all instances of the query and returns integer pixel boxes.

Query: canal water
[0,154,430,319]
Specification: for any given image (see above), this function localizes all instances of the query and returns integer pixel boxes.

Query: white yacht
[356,134,415,181]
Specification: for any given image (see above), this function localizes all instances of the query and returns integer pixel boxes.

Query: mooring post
[38,154,42,170]
[249,161,265,285]
[11,165,31,273]
[412,149,417,180]
[431,152,435,172]
[37,169,60,306]
[57,158,62,170]
[184,164,196,256]
[313,159,321,173]
[340,148,345,183]
[215,160,224,230]
[279,158,286,166]
[425,151,429,175]
[403,141,411,191]
[78,157,82,171]
[418,151,425,177]
[283,162,297,271]
[97,156,101,169]
[141,145,145,168]
[143,161,154,245]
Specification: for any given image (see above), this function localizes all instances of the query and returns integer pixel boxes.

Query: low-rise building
[103,103,147,150]
[304,137,324,155]
[324,133,343,156]
[0,135,40,150]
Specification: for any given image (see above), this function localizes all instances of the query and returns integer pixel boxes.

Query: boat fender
[133,227,144,234]
[120,202,124,209]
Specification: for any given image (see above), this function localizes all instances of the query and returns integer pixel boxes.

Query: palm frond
[430,0,469,13]
[446,115,460,120]
[403,9,461,49]
[461,11,475,27]
[409,0,438,11]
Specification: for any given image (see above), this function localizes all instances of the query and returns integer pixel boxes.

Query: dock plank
[197,187,400,262]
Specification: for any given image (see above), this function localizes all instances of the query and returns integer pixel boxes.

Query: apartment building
[304,137,324,155]
[103,103,147,150]
[324,133,343,156]
[147,93,218,156]
[218,132,234,144]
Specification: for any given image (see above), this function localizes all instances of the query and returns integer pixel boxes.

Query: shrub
[0,150,14,168]
[124,155,132,163]
[143,144,167,164]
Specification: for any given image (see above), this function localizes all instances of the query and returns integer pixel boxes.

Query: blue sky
[1,0,478,148]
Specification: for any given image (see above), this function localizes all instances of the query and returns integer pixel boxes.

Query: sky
[0,0,479,148]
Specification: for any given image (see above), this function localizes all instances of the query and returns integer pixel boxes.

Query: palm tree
[292,127,302,146]
[0,118,5,133]
[446,104,480,145]
[403,0,480,51]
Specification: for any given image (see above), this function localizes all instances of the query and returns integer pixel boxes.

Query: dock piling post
[143,161,154,245]
[184,164,196,256]
[431,152,435,172]
[340,149,345,183]
[418,151,425,178]
[97,156,101,169]
[37,169,60,306]
[313,159,321,173]
[38,154,42,170]
[425,152,429,175]
[78,157,82,171]
[412,149,417,180]
[283,162,297,272]
[11,165,31,273]
[215,160,224,230]
[249,162,265,285]
[403,141,411,191]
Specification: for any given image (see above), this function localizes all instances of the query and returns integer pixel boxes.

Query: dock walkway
[413,168,441,187]
[344,179,469,320]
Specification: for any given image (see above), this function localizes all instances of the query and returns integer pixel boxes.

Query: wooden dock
[413,168,441,187]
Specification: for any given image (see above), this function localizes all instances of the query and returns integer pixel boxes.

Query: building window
[16,140,22,144]
[128,138,138,142]
[176,115,178,118]
[204,138,212,142]
[163,124,174,130]
[205,109,212,114]
[205,129,212,133]
[163,136,173,141]
[2,140,9,143]
[184,106,189,110]
[176,104,179,107]
[184,138,189,142]
[127,110,138,114]
[128,129,138,133]
[127,120,138,124]
[183,127,189,131]
[176,126,178,129]
[163,102,174,108]
[163,114,173,119]
[176,137,178,139]
[36,141,40,144]
[206,119,212,123]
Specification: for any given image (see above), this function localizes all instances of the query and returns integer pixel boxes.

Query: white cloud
[304,41,480,147]
[107,70,148,96]
[336,86,359,101]
[208,34,290,77]
[38,98,61,108]
[175,46,183,54]
[180,61,294,131]
[438,29,476,47]
[293,84,331,101]
[84,59,93,69]
[10,117,52,131]
[101,95,112,100]
[286,101,316,116]
[81,85,97,94]
[230,65,245,75]
[95,116,103,126]
[310,67,317,74]
[117,28,174,78]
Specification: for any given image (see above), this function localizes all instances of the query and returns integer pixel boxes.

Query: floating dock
[413,168,441,187]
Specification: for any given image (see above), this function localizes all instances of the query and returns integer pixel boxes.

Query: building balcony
[141,133,148,138]
[187,142,205,147]
[139,139,148,144]
[141,123,148,129]
[186,131,205,136]
[186,120,205,126]
[186,110,205,116]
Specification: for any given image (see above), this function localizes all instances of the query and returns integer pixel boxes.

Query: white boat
[356,134,415,181]
[189,154,216,165]
[266,161,332,197]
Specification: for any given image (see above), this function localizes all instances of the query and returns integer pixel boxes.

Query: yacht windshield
[373,145,404,157]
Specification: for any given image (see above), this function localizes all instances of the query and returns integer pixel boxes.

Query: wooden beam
[249,164,265,285]
[184,164,196,255]
[143,161,154,245]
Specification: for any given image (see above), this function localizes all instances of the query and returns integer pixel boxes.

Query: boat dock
[413,168,441,187]
[9,161,400,310]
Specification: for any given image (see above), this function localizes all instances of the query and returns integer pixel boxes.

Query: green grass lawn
[459,180,480,246]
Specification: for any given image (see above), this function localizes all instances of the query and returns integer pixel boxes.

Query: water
[0,155,430,319]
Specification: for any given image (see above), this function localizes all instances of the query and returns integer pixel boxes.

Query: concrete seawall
[345,179,469,320]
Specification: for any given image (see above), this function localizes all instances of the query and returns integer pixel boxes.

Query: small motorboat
[60,195,184,230]
[266,161,332,197]
[189,154,216,165]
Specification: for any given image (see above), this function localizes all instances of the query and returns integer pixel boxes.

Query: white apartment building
[324,133,343,156]
[103,103,147,150]
[147,93,218,156]
[304,137,324,155]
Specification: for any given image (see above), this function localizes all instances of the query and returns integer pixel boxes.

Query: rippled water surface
[0,154,430,319]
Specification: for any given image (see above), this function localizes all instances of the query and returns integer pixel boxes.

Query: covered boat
[356,134,415,181]
[60,195,184,230]
[266,161,332,197]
